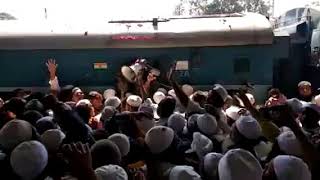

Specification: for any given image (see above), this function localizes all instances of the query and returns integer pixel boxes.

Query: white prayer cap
[235,116,262,140]
[168,89,176,98]
[225,106,241,121]
[103,89,116,99]
[182,84,194,97]
[101,106,116,122]
[203,153,223,178]
[157,88,168,95]
[153,91,166,104]
[197,113,218,135]
[126,95,142,108]
[246,93,255,105]
[76,99,92,107]
[286,98,303,113]
[105,97,121,109]
[10,141,48,180]
[212,84,229,101]
[279,126,292,133]
[41,129,66,153]
[108,133,130,157]
[145,126,174,154]
[0,120,33,150]
[186,132,213,159]
[95,165,128,180]
[168,113,186,133]
[315,94,320,106]
[218,149,263,180]
[254,141,273,161]
[121,66,136,83]
[298,81,311,87]
[169,166,202,180]
[277,131,302,156]
[273,155,311,180]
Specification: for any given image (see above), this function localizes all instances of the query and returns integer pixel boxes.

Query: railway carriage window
[284,9,298,26]
[297,8,305,22]
[233,58,250,74]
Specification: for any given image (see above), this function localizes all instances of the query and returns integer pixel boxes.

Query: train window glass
[233,58,250,74]
[297,8,305,22]
[284,9,297,26]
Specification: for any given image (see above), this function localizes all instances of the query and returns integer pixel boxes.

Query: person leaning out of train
[298,81,314,103]
[88,91,104,116]
[46,59,85,103]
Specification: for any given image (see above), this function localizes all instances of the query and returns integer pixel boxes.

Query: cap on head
[95,165,128,180]
[91,139,122,169]
[121,66,136,83]
[212,84,229,101]
[105,97,121,109]
[203,153,223,178]
[187,132,213,159]
[41,129,66,153]
[196,113,218,136]
[235,116,262,140]
[10,141,48,180]
[225,106,242,121]
[0,120,33,150]
[273,155,311,180]
[153,91,166,104]
[169,166,202,180]
[145,126,174,154]
[108,133,130,157]
[298,81,312,87]
[218,148,263,180]
[277,131,302,156]
[126,95,143,108]
[168,113,186,133]
[103,89,116,99]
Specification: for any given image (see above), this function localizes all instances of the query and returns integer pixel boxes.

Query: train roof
[0,13,273,49]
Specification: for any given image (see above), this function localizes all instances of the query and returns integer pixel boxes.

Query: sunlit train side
[0,13,289,102]
[275,7,320,95]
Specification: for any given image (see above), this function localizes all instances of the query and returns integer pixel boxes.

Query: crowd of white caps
[0,81,320,180]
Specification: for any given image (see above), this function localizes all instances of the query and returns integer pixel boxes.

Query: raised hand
[46,59,58,80]
[167,62,176,82]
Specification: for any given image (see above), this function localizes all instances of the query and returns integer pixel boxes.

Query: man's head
[157,97,176,118]
[72,87,84,103]
[88,91,103,112]
[298,81,312,98]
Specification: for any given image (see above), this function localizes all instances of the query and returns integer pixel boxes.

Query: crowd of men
[0,59,319,180]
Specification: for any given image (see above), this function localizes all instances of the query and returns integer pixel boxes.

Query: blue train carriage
[0,13,289,103]
[275,7,320,96]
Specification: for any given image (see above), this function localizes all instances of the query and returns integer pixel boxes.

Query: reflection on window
[284,9,297,26]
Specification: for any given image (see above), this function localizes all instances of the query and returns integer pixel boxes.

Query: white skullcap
[273,155,311,180]
[101,106,116,122]
[213,84,229,101]
[235,116,262,140]
[277,131,302,156]
[153,91,166,104]
[218,149,263,180]
[10,141,48,180]
[225,106,241,121]
[157,88,168,95]
[182,84,194,97]
[126,95,142,108]
[108,133,130,157]
[186,132,213,159]
[197,113,218,135]
[169,166,202,180]
[298,81,311,87]
[76,99,92,107]
[203,153,223,178]
[254,141,273,161]
[103,89,116,99]
[168,89,176,98]
[0,120,33,150]
[105,97,121,109]
[95,165,128,180]
[145,126,174,154]
[121,66,136,83]
[41,129,66,153]
[286,98,303,113]
[279,126,292,133]
[168,113,186,133]
[315,94,320,106]
[246,93,255,105]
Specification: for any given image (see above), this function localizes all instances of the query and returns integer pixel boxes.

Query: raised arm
[168,64,189,107]
[46,59,60,91]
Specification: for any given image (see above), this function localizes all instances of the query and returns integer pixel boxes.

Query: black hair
[207,90,224,108]
[22,110,43,126]
[157,97,176,118]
